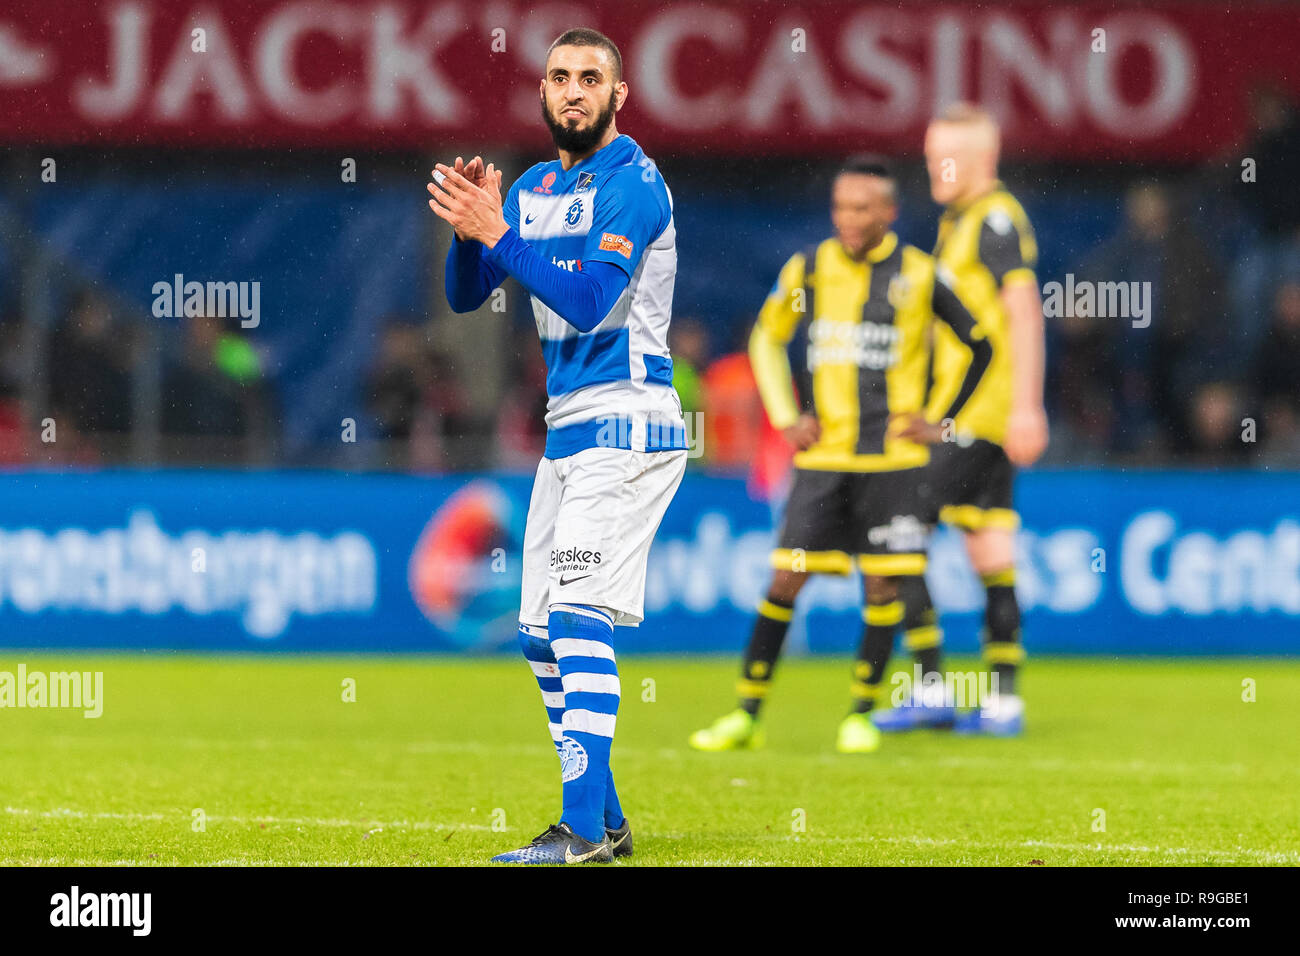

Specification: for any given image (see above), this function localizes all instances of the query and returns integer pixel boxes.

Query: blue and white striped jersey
[503,134,687,459]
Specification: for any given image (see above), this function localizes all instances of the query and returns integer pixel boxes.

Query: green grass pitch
[2,654,1297,866]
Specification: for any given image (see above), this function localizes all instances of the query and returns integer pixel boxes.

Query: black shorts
[924,438,1019,531]
[772,467,929,577]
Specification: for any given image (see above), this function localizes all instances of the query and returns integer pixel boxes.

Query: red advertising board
[0,1,1293,158]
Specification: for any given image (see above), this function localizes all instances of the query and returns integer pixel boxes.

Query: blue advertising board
[0,469,1295,655]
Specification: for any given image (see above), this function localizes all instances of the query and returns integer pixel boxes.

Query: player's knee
[864,575,899,606]
[768,571,808,605]
[965,529,1014,575]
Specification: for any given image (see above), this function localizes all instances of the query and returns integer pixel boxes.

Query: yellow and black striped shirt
[750,231,991,472]
[925,183,1038,447]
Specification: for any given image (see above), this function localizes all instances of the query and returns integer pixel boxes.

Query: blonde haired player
[876,104,1047,736]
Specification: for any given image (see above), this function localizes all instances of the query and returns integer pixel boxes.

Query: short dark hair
[836,154,897,202]
[546,28,623,85]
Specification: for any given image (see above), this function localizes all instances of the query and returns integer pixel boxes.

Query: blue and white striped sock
[548,603,621,843]
[518,623,565,754]
[517,620,625,834]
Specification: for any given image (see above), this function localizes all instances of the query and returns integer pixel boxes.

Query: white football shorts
[519,446,688,627]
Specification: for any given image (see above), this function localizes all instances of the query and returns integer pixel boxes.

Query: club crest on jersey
[887,274,912,309]
[559,736,589,782]
[564,198,585,232]
[575,171,595,192]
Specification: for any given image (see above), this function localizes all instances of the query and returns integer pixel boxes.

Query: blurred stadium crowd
[1,86,1297,476]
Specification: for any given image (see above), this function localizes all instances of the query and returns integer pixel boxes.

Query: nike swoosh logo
[609,831,628,850]
[559,574,592,586]
[565,843,606,864]
[524,213,536,224]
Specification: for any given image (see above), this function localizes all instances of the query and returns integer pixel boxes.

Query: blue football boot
[871,693,956,732]
[490,823,613,864]
[872,679,957,732]
[953,694,1025,736]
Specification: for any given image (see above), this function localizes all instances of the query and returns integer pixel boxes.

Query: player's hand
[427,162,508,247]
[781,414,820,451]
[435,158,504,241]
[1004,404,1049,466]
[457,156,486,188]
[458,156,504,198]
[436,157,480,241]
[480,161,504,204]
[470,157,504,204]
[893,413,945,445]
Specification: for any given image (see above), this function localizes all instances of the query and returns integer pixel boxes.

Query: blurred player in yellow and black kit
[689,157,992,753]
[873,104,1049,737]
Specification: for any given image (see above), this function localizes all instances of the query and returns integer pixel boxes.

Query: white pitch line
[7,858,384,867]
[4,807,168,821]
[21,736,1278,779]
[3,806,495,832]
[1019,838,1300,865]
[8,808,1295,865]
[773,833,1300,865]
[627,830,1300,865]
